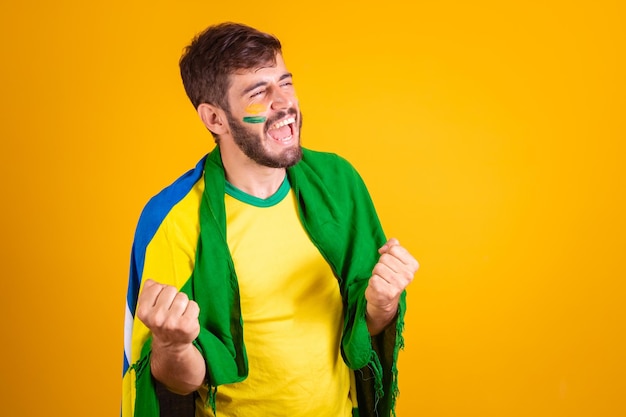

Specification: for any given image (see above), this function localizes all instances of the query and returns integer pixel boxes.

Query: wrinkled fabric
[125,147,406,417]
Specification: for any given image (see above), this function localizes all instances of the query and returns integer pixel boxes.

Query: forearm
[150,340,206,395]
[366,303,398,336]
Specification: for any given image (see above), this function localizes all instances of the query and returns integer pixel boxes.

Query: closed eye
[250,89,265,98]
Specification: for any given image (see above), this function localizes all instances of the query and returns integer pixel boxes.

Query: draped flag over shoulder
[122,156,207,416]
[122,147,406,417]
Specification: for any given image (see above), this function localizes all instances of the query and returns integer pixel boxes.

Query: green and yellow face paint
[243,103,268,124]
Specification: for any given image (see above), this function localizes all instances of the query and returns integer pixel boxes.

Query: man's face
[224,53,302,168]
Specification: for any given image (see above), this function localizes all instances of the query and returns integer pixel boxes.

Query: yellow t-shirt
[201,178,352,417]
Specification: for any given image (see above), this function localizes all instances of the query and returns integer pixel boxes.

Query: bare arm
[136,279,206,395]
[365,238,419,335]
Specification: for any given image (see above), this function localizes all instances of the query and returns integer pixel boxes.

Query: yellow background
[1,1,624,416]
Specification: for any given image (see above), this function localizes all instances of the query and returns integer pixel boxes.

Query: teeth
[270,117,295,130]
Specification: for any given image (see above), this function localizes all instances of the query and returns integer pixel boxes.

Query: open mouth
[267,116,296,143]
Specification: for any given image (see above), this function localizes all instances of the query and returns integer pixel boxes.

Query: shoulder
[301,148,353,167]
[133,155,206,247]
[288,148,372,208]
[299,148,360,180]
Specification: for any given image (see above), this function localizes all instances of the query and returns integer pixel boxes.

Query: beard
[225,107,303,169]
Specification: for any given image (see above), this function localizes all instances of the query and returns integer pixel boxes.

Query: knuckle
[160,285,177,297]
[187,301,201,317]
[171,294,189,310]
[380,253,393,263]
[389,245,405,257]
[136,306,147,322]
[175,290,189,299]
[409,257,419,269]
[174,292,190,304]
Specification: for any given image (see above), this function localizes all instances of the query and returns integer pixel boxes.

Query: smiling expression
[225,54,302,168]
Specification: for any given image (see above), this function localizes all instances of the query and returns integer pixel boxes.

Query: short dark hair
[179,22,282,110]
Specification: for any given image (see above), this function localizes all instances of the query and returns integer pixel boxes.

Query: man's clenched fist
[365,238,419,334]
[136,279,200,350]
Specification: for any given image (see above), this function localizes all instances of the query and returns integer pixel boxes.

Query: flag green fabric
[132,147,406,416]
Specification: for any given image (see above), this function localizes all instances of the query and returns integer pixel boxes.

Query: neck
[220,146,286,199]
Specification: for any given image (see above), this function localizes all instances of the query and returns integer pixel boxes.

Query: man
[122,22,418,417]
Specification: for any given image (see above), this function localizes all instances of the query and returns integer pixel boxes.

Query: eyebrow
[241,72,293,96]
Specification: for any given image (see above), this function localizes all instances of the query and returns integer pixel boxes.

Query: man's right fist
[136,279,200,349]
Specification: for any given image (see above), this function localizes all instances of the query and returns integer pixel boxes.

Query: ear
[198,103,228,135]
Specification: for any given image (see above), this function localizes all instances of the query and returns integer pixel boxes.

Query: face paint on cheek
[242,103,268,124]
[245,103,267,114]
[242,116,267,124]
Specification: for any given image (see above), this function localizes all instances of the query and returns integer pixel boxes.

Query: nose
[270,87,293,110]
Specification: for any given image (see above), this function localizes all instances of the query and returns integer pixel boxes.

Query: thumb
[378,237,400,254]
